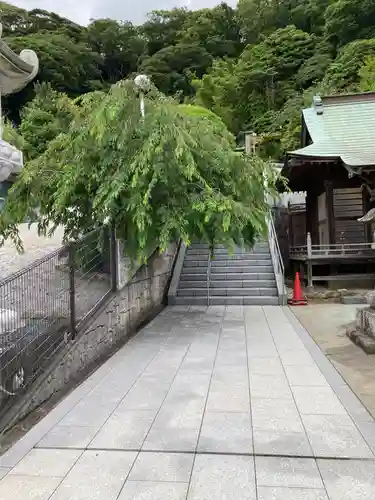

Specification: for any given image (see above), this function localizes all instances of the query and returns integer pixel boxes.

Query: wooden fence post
[307,232,313,289]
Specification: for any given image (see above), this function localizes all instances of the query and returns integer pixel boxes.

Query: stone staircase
[174,241,279,306]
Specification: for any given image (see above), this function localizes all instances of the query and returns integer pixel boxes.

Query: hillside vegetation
[1,0,375,157]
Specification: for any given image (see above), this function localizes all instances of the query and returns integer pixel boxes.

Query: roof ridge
[323,99,375,107]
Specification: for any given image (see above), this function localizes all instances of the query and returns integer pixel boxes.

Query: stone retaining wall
[0,244,176,433]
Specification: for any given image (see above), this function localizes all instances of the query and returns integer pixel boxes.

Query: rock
[366,290,375,309]
[338,288,348,296]
[341,296,367,305]
[325,290,339,299]
[346,322,375,354]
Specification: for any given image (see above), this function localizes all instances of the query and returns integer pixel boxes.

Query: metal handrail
[267,214,286,305]
[207,248,212,306]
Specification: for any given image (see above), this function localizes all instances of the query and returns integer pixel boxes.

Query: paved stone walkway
[1,306,375,499]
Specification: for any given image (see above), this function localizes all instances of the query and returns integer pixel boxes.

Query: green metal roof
[289,92,375,170]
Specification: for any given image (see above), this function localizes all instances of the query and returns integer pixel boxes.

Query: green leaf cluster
[2,0,375,165]
[0,83,278,261]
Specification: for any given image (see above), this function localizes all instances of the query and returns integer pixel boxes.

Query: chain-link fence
[0,227,115,410]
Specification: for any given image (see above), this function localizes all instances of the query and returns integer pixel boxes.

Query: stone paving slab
[1,305,375,499]
[187,454,256,500]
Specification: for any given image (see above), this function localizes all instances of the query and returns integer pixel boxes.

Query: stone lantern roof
[0,22,38,183]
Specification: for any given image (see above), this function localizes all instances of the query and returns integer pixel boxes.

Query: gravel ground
[292,304,375,418]
[0,225,64,281]
[0,224,111,327]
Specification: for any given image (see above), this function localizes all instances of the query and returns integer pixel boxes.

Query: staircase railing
[207,248,212,306]
[267,214,287,305]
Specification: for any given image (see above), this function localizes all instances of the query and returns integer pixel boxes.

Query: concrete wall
[0,244,177,433]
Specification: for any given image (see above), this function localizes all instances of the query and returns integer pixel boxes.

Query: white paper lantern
[0,165,10,182]
[0,140,23,181]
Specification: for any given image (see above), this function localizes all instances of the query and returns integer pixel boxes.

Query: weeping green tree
[0,81,279,261]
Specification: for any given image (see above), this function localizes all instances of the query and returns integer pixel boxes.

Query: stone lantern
[0,22,38,184]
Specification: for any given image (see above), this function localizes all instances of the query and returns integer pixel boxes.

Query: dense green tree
[0,3,83,39]
[27,9,83,40]
[358,56,375,91]
[237,0,303,44]
[291,0,333,35]
[18,83,78,161]
[179,3,242,59]
[322,39,375,92]
[178,104,228,132]
[142,8,189,55]
[140,44,212,96]
[4,32,102,94]
[270,89,316,153]
[194,59,241,132]
[325,0,375,49]
[0,82,278,258]
[238,0,332,42]
[0,2,29,36]
[2,120,26,152]
[1,0,374,167]
[196,26,316,134]
[87,19,145,83]
[255,25,316,81]
[295,42,333,87]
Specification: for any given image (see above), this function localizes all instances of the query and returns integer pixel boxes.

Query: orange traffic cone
[288,272,308,306]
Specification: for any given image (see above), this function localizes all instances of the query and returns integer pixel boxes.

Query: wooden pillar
[325,181,335,244]
[362,186,371,243]
[307,232,313,289]
[306,191,318,245]
[288,204,294,247]
[301,119,307,147]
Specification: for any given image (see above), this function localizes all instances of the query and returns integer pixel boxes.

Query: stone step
[177,289,210,297]
[183,260,209,268]
[181,267,208,275]
[179,280,208,288]
[211,260,272,267]
[211,288,277,296]
[177,288,277,297]
[214,243,269,249]
[187,248,270,255]
[174,296,209,306]
[187,243,269,250]
[185,256,272,265]
[211,266,274,274]
[173,296,279,306]
[185,253,271,260]
[183,259,273,268]
[212,253,271,260]
[185,253,211,261]
[210,296,279,306]
[210,272,275,281]
[180,273,208,281]
[214,247,270,254]
[187,243,210,249]
[209,279,276,288]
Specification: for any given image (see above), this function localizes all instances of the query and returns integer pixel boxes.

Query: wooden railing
[290,234,375,259]
[290,233,375,287]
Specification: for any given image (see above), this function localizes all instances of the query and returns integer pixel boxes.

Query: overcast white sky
[11,0,234,26]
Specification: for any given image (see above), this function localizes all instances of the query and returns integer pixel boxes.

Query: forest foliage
[0,82,279,257]
[0,0,374,252]
[1,0,375,155]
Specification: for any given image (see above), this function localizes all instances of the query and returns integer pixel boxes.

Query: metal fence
[0,227,115,409]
